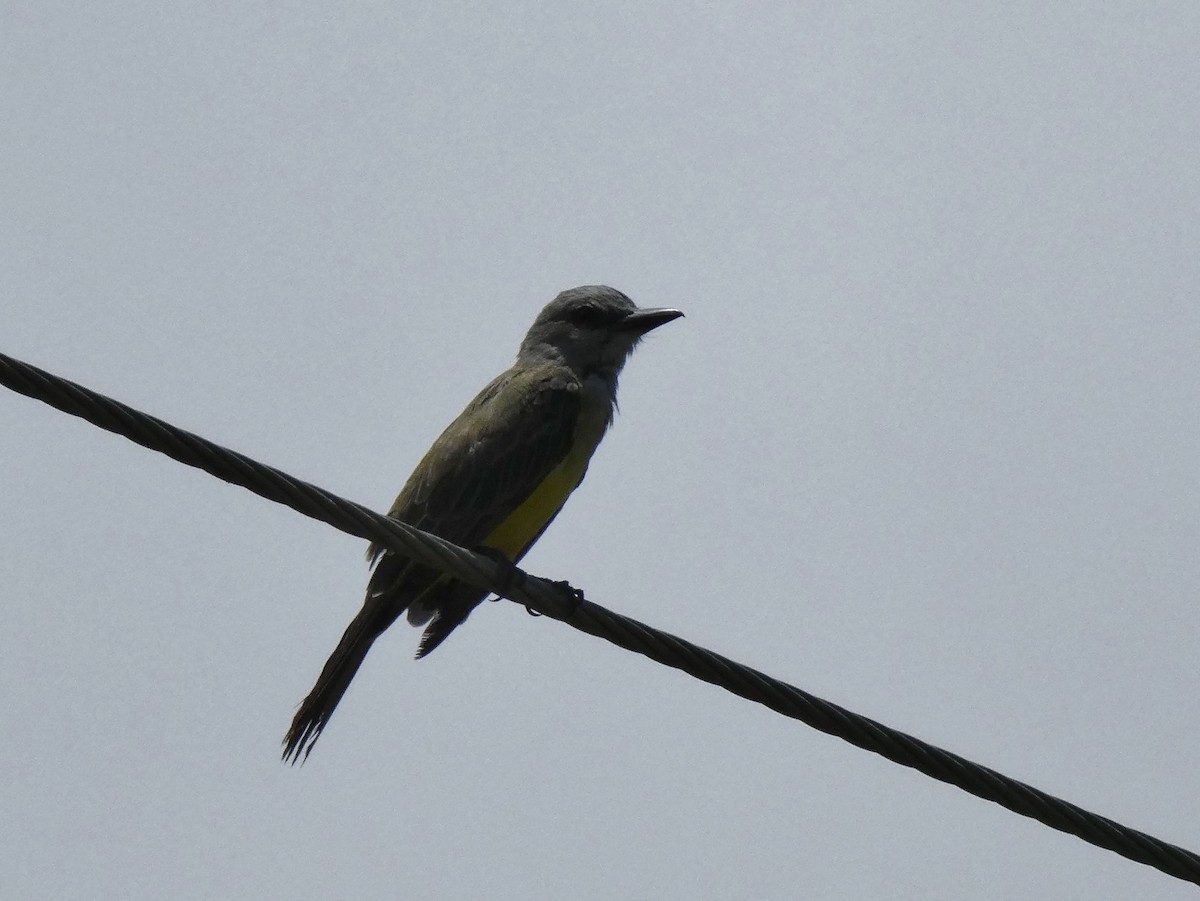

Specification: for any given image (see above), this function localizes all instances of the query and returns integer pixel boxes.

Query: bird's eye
[567,303,608,326]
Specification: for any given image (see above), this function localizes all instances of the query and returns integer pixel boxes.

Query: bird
[283,285,683,762]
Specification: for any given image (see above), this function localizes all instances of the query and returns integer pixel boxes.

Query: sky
[3,2,1199,898]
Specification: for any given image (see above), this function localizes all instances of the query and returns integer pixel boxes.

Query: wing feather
[363,362,582,616]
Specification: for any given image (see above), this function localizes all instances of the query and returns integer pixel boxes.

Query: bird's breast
[482,375,614,561]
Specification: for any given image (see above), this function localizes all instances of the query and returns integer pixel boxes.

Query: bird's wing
[367,362,583,563]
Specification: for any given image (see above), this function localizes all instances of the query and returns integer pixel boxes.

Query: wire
[2,348,1198,886]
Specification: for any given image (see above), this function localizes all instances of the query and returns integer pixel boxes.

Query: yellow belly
[482,380,611,561]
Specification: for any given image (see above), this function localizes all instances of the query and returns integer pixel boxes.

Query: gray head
[518,286,683,384]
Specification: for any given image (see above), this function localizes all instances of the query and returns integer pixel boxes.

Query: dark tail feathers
[414,605,473,659]
[284,580,486,762]
[283,610,381,764]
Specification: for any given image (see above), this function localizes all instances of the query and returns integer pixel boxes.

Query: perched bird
[283,285,682,762]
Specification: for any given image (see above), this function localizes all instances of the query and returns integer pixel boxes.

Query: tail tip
[282,718,323,765]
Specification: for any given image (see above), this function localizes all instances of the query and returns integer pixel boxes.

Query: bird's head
[519,286,683,382]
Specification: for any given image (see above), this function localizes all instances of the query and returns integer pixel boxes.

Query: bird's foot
[521,580,584,619]
[546,580,586,618]
[474,546,526,598]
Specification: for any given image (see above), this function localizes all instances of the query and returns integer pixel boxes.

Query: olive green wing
[364,362,582,600]
[385,362,581,547]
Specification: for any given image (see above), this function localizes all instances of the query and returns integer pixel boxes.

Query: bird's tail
[414,604,473,659]
[283,608,381,764]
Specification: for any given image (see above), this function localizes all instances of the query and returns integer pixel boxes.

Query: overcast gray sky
[4,3,1199,899]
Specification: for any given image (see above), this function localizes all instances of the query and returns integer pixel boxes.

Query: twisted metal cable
[2,349,1198,887]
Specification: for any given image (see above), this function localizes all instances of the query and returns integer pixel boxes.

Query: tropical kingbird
[283,285,682,762]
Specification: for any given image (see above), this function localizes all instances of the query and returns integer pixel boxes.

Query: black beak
[621,307,685,335]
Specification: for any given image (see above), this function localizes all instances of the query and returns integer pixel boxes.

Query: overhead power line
[2,349,1197,887]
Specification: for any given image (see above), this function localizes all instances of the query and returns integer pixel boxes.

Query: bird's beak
[622,307,684,335]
